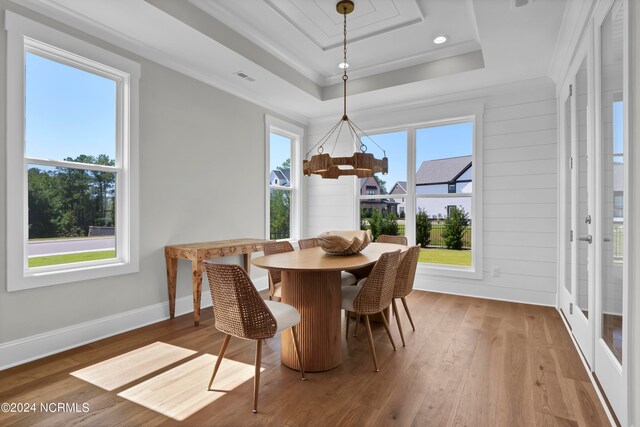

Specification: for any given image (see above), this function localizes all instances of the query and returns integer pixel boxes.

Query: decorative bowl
[317,230,372,255]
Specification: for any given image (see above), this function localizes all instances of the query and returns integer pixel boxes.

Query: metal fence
[395,224,471,249]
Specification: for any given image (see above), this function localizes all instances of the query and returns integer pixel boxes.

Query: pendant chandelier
[303,0,388,179]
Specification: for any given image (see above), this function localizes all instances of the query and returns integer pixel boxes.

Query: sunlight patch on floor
[70,342,196,391]
[117,354,261,421]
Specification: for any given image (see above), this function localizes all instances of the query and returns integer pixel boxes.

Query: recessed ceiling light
[338,62,349,69]
[433,36,447,44]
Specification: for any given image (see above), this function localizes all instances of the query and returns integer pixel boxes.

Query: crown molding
[548,0,598,87]
[8,0,311,125]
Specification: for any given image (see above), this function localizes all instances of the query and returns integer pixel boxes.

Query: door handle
[578,235,592,244]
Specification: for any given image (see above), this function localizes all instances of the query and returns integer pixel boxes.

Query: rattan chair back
[297,238,319,250]
[394,245,420,298]
[203,262,277,340]
[353,250,401,315]
[377,235,408,246]
[262,241,294,297]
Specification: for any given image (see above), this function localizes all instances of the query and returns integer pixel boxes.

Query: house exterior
[389,181,407,215]
[359,177,398,214]
[269,169,290,187]
[391,156,472,219]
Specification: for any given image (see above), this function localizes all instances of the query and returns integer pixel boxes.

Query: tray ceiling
[189,0,481,84]
[13,0,567,122]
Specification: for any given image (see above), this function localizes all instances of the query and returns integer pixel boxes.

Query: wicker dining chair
[297,238,319,250]
[342,250,401,372]
[391,246,420,346]
[377,235,408,246]
[296,238,357,286]
[203,262,305,413]
[262,241,295,301]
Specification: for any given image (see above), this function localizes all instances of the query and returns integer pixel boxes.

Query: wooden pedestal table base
[280,270,341,372]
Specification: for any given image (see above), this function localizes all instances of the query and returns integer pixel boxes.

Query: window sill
[415,263,483,280]
[8,260,139,292]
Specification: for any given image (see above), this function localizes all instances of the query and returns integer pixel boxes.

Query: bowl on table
[316,230,372,255]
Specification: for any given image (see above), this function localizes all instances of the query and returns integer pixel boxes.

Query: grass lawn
[28,250,116,268]
[418,248,471,266]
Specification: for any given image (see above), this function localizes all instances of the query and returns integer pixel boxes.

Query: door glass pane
[576,58,589,319]
[564,96,572,293]
[600,2,624,363]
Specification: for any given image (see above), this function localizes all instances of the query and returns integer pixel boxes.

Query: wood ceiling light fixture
[303,0,388,180]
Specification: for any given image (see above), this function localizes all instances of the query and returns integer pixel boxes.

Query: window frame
[5,12,140,291]
[355,112,483,280]
[265,115,303,242]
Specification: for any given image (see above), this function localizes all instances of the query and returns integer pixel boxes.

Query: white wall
[306,78,558,305]
[0,2,300,368]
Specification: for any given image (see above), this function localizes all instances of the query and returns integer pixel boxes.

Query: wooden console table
[164,238,269,326]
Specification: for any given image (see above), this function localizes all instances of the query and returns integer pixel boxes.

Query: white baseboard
[413,279,557,307]
[0,277,268,371]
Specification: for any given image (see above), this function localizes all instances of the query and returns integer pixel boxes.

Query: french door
[560,0,630,424]
[560,38,594,364]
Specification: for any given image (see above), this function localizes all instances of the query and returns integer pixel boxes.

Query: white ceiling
[190,0,481,85]
[14,0,568,123]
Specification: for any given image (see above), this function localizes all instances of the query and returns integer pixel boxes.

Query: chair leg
[208,334,231,390]
[379,310,397,351]
[401,297,416,331]
[345,311,351,340]
[354,314,361,337]
[392,299,405,347]
[363,315,379,372]
[291,326,306,380]
[253,340,263,413]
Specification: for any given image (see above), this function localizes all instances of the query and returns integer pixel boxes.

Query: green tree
[374,176,387,194]
[415,209,431,248]
[277,158,290,171]
[270,189,290,239]
[27,154,117,239]
[365,209,399,241]
[443,206,469,250]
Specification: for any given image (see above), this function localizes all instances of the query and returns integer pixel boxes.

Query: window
[266,116,302,241]
[359,131,407,239]
[6,13,140,291]
[416,122,473,267]
[357,115,482,278]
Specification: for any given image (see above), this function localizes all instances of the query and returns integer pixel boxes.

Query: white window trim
[265,115,303,242]
[355,107,484,280]
[5,12,140,291]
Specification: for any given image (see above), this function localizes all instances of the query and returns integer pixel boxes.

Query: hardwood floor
[0,291,610,426]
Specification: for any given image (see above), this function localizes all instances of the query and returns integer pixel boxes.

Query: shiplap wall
[305,78,559,306]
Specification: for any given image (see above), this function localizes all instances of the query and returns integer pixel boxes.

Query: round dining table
[252,242,407,372]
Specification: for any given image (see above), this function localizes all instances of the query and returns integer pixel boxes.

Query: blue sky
[368,122,473,192]
[25,52,116,163]
[270,133,292,172]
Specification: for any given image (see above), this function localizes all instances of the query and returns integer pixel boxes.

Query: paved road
[28,237,115,256]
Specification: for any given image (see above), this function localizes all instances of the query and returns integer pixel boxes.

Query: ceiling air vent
[510,0,535,8]
[233,71,255,82]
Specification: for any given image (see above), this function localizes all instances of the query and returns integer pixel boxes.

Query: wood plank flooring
[0,291,610,426]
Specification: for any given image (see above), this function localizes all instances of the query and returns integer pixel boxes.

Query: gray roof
[272,169,290,182]
[390,181,407,194]
[416,156,472,185]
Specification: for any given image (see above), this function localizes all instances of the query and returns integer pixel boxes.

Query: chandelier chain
[342,5,348,118]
